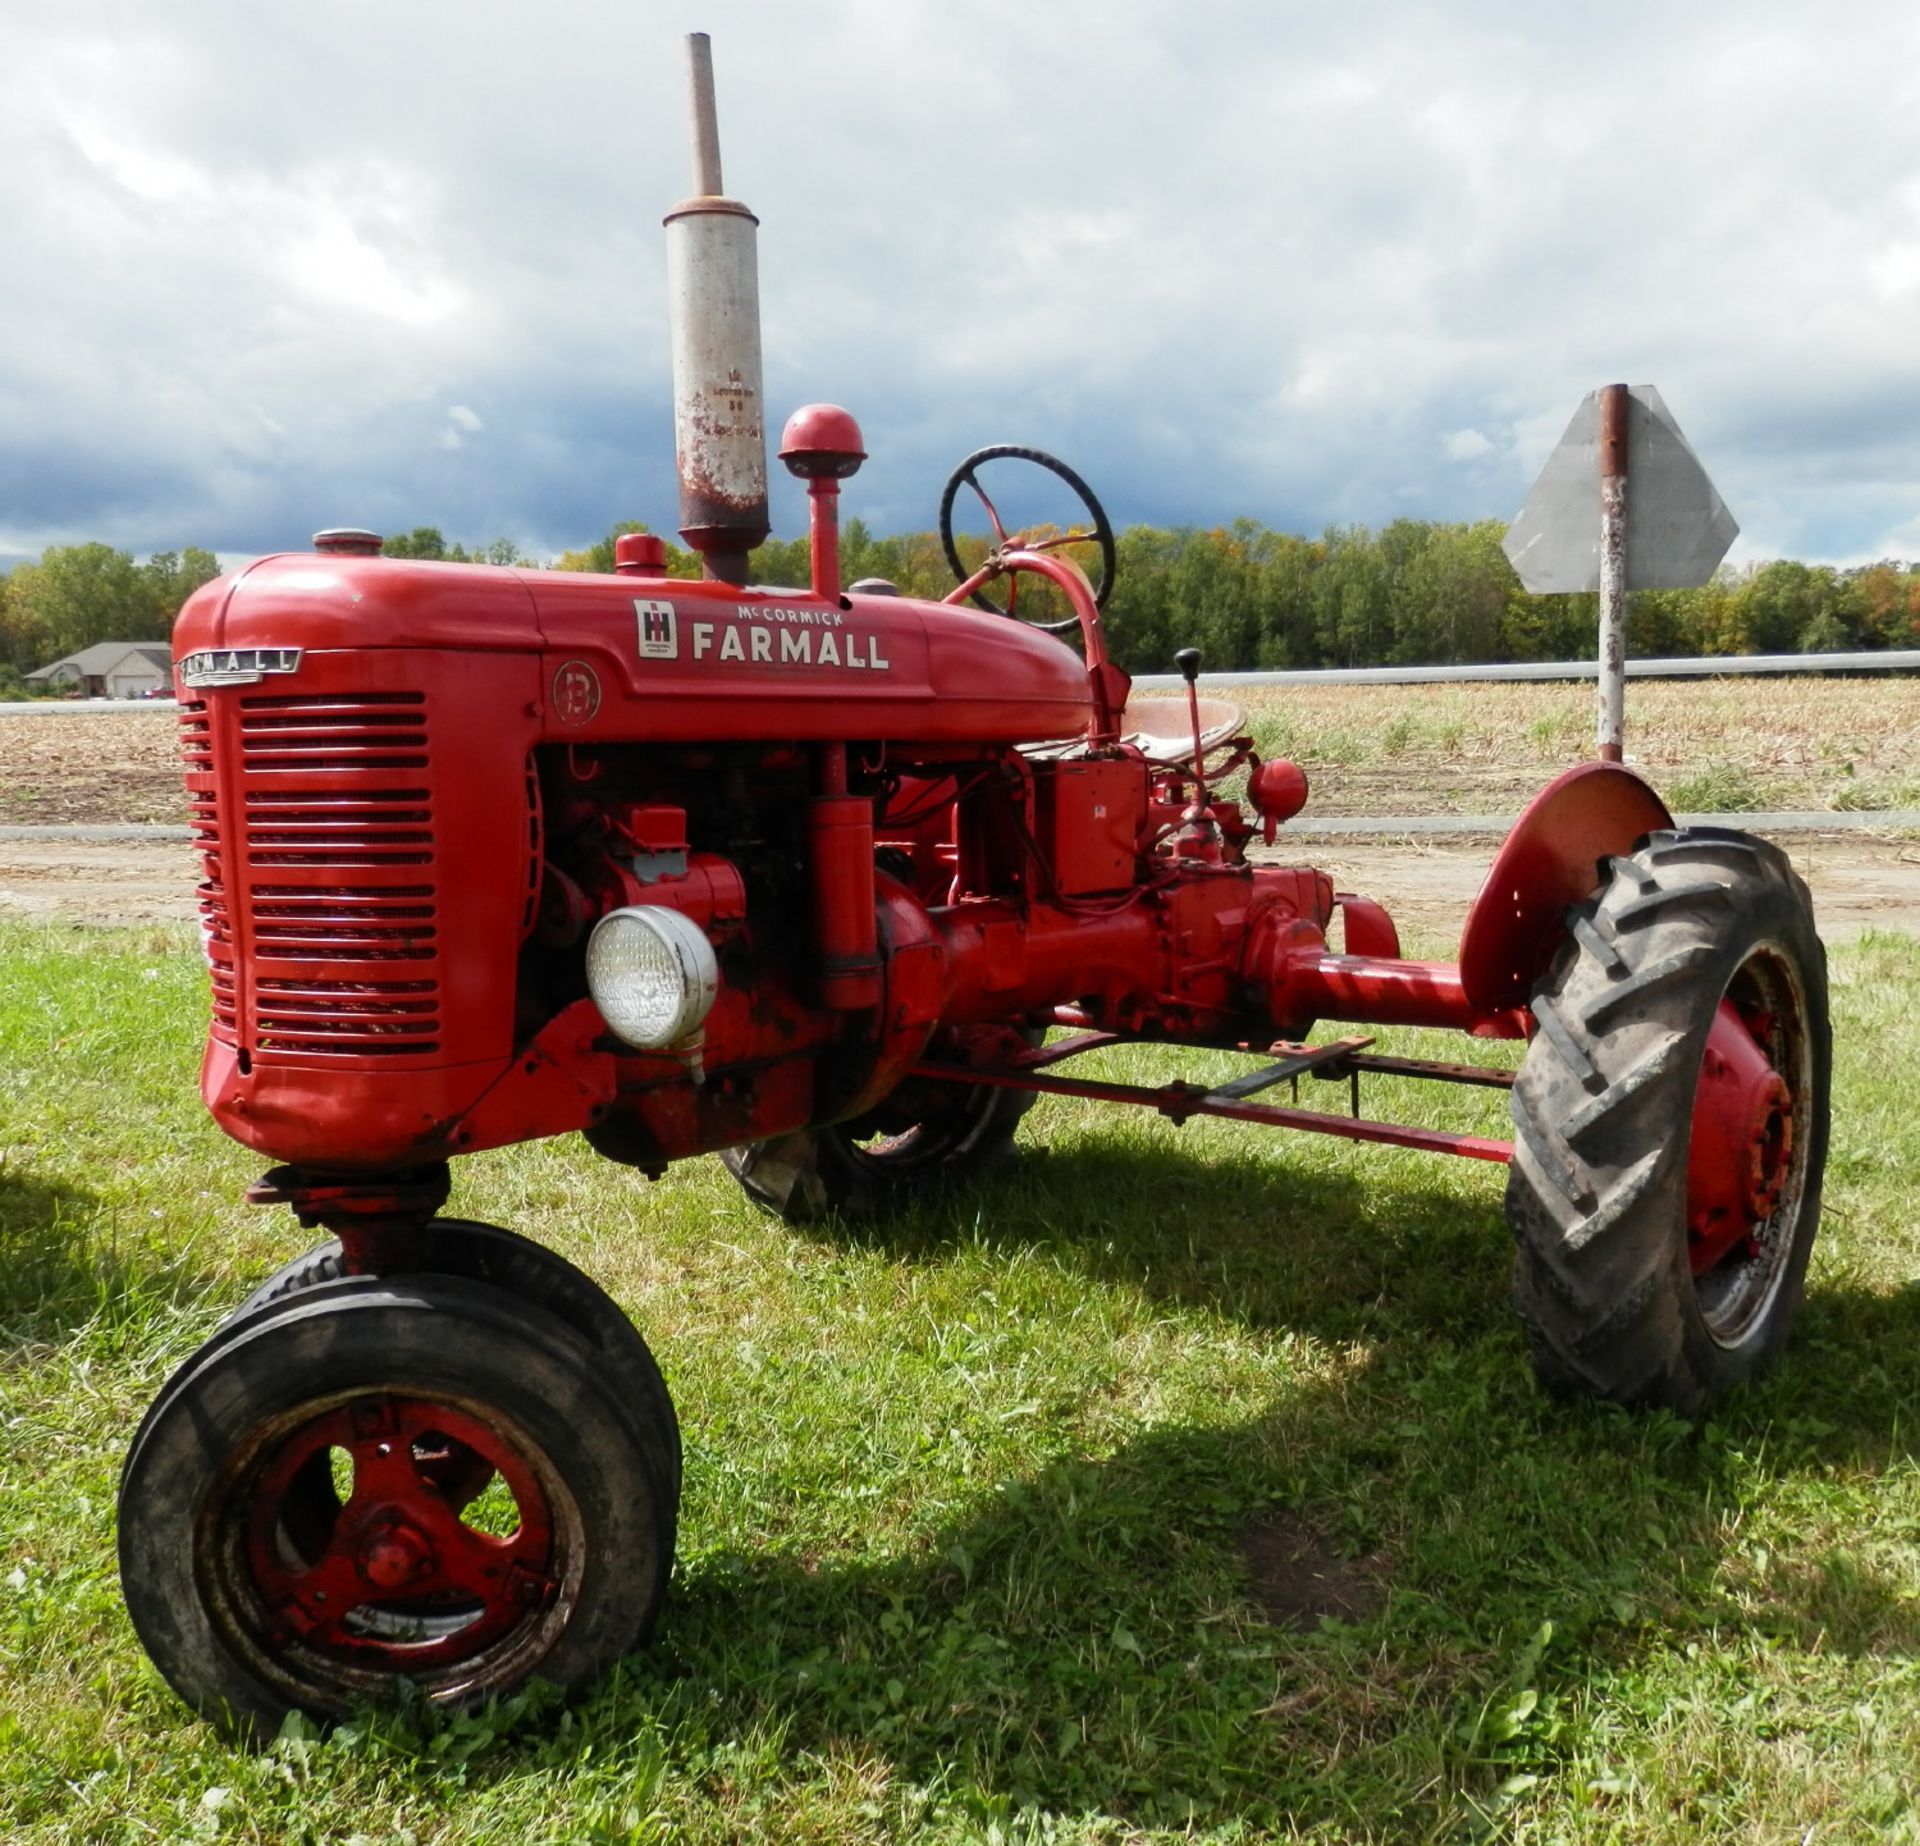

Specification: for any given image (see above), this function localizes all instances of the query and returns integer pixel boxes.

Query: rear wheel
[119,1277,672,1736]
[1505,828,1830,1415]
[720,1027,1042,1226]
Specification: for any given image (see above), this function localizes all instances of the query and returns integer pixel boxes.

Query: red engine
[172,531,1430,1183]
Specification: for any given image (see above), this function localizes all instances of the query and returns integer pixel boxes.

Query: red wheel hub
[244,1395,556,1668]
[1687,999,1793,1275]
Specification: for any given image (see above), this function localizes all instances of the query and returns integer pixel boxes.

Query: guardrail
[1131,648,1920,690]
[0,698,178,713]
[3,647,1916,714]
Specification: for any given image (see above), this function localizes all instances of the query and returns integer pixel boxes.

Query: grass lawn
[2,920,1918,1843]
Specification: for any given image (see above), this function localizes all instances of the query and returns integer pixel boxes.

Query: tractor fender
[1457,761,1673,1013]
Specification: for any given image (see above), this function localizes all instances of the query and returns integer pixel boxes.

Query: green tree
[142,547,222,630]
[4,544,158,663]
[1312,526,1389,667]
[382,527,451,561]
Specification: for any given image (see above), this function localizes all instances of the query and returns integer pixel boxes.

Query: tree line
[547,516,1920,673]
[5,520,1916,693]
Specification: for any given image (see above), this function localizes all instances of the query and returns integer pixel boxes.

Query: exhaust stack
[664,32,770,584]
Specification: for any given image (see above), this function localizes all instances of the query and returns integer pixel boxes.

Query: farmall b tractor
[123,39,1829,1733]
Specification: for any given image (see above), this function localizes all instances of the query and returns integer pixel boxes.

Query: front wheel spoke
[430,1514,541,1603]
[271,1548,366,1637]
[345,1431,424,1506]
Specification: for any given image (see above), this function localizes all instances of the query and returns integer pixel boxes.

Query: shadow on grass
[610,1134,1920,1833]
[620,1303,1920,1836]
[798,1131,1519,1347]
[0,1159,215,1347]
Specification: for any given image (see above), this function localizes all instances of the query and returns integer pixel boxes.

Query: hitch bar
[909,1032,1514,1165]
[1202,1036,1375,1101]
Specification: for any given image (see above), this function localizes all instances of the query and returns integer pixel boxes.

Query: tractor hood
[175,555,1097,747]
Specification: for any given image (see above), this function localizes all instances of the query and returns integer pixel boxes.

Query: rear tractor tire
[1505,827,1830,1416]
[719,1027,1042,1226]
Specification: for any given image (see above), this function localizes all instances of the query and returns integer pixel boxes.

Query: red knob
[779,404,866,479]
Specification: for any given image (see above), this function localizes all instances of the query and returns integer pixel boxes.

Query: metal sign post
[1504,385,1737,763]
[1596,383,1629,762]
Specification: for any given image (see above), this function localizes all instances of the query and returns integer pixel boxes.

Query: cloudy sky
[4,0,1918,573]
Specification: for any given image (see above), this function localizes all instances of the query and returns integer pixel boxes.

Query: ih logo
[634,599,678,660]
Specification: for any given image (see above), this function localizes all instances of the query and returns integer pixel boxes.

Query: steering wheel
[938,444,1117,629]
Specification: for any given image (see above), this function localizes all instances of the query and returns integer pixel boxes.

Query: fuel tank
[176,553,1095,747]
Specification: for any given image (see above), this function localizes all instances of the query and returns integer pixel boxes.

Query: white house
[25,642,173,698]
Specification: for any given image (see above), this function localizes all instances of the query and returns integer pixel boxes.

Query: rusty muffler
[664,32,770,584]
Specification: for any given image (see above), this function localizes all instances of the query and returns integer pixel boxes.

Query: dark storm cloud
[3,0,1918,569]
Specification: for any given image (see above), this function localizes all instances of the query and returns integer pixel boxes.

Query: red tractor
[119,42,1828,1734]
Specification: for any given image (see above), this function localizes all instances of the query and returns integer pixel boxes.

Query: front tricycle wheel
[1504,827,1830,1416]
[118,1276,672,1736]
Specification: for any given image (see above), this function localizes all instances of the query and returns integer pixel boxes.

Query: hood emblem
[177,647,302,689]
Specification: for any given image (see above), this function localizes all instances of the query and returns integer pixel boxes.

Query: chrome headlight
[584,906,719,1049]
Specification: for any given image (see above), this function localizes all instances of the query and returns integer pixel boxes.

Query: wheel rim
[1686,942,1814,1350]
[200,1389,583,1707]
[842,1083,1007,1175]
[838,1023,1032,1177]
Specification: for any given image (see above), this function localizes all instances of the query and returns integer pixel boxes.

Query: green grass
[3,923,1919,1842]
[1665,764,1771,815]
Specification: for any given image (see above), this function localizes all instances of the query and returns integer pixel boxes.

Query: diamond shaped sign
[1503,385,1737,593]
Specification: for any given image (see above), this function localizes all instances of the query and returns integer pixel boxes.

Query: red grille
[187,691,444,1059]
[239,692,429,774]
[245,789,433,868]
[253,976,441,1057]
[178,705,214,773]
[179,701,236,1038]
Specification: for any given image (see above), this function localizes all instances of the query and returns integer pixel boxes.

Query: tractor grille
[179,701,237,1038]
[182,692,445,1059]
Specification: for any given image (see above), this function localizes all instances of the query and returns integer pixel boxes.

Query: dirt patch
[1,698,1918,937]
[0,708,184,826]
[1240,1511,1390,1630]
[0,839,202,925]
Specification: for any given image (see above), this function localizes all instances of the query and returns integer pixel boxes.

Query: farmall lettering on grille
[121,35,1832,1736]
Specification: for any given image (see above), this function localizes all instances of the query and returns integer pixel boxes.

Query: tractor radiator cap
[313,528,384,556]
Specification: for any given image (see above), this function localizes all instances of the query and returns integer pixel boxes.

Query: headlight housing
[584,906,719,1049]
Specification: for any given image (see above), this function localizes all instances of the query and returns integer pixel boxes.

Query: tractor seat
[1022,695,1246,762]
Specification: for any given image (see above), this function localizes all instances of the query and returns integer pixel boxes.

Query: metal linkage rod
[906,1060,1512,1164]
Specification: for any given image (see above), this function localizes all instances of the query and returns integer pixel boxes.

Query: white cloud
[2,1,1918,564]
[281,203,463,329]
